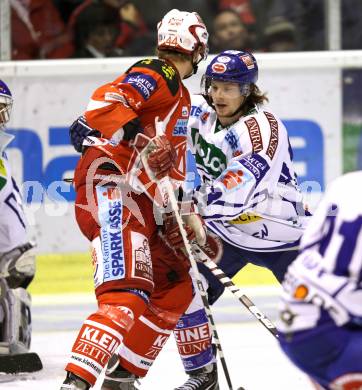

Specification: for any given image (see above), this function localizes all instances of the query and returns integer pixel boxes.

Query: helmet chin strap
[183,56,201,80]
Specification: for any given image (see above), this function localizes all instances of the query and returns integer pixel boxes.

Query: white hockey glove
[283,250,362,326]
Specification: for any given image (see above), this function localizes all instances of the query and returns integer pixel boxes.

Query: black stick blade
[0,353,43,374]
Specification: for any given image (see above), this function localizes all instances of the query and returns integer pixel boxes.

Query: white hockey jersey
[278,172,362,334]
[187,94,309,252]
[0,132,27,253]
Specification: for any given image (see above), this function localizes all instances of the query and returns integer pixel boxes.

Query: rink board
[29,253,277,295]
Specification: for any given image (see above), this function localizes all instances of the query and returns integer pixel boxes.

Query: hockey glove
[146,135,177,179]
[69,115,101,153]
[163,204,207,250]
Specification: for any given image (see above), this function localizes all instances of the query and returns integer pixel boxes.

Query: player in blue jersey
[278,171,362,390]
[0,80,42,374]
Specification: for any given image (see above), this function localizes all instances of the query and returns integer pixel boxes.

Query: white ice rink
[0,287,313,390]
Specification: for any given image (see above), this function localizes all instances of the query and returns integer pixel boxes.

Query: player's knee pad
[66,292,147,386]
[118,312,174,377]
[330,373,362,390]
[174,291,214,373]
[0,278,32,355]
[0,242,36,289]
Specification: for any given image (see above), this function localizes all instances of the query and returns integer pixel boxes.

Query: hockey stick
[141,111,236,390]
[192,245,279,339]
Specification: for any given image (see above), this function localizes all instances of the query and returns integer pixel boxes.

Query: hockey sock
[174,308,214,373]
[65,291,147,386]
[118,310,177,377]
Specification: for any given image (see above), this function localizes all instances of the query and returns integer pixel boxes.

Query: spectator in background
[116,1,155,56]
[210,8,252,53]
[73,3,120,58]
[53,0,84,24]
[263,17,297,52]
[10,0,73,60]
[218,0,255,25]
[68,0,152,57]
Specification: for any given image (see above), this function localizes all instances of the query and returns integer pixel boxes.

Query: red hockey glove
[147,135,176,179]
[163,213,196,249]
[163,203,206,250]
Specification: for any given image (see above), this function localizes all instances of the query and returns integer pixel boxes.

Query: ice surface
[0,287,313,390]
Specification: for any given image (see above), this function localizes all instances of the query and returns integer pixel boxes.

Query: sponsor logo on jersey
[240,54,255,69]
[216,55,231,63]
[97,186,125,282]
[230,212,262,224]
[117,306,135,320]
[182,106,189,117]
[173,118,188,136]
[91,246,98,279]
[124,72,157,100]
[104,92,130,107]
[0,158,7,191]
[212,62,227,73]
[264,112,279,160]
[131,231,152,281]
[190,105,202,117]
[252,223,269,239]
[161,63,176,80]
[221,170,244,190]
[225,129,240,151]
[0,158,6,177]
[191,129,227,178]
[238,153,270,185]
[200,111,210,123]
[245,117,263,153]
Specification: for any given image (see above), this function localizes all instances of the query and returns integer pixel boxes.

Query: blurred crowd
[8,0,362,60]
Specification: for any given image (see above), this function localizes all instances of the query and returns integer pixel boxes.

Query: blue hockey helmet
[203,50,258,96]
[0,80,13,129]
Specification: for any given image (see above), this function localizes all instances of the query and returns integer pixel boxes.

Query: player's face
[0,102,10,128]
[210,80,245,119]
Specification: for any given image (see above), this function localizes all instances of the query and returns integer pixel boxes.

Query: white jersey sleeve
[0,154,28,253]
[193,107,290,221]
[278,172,362,333]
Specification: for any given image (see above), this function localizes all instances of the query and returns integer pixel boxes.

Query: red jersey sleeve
[84,59,179,140]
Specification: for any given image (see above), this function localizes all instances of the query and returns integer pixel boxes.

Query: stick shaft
[195,246,279,338]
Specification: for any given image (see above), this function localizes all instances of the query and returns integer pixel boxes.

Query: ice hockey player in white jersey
[168,50,311,389]
[0,80,42,373]
[278,172,362,390]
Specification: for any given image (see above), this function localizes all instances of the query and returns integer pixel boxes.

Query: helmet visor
[0,96,12,128]
[201,75,251,98]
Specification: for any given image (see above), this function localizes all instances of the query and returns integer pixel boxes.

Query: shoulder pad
[127,59,180,96]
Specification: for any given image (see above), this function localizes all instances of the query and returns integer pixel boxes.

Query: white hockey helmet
[157,9,209,64]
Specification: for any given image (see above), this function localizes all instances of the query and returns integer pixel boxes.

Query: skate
[101,361,140,390]
[60,372,90,390]
[174,363,219,390]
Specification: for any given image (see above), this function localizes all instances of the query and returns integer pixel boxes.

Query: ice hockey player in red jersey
[60,9,209,390]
